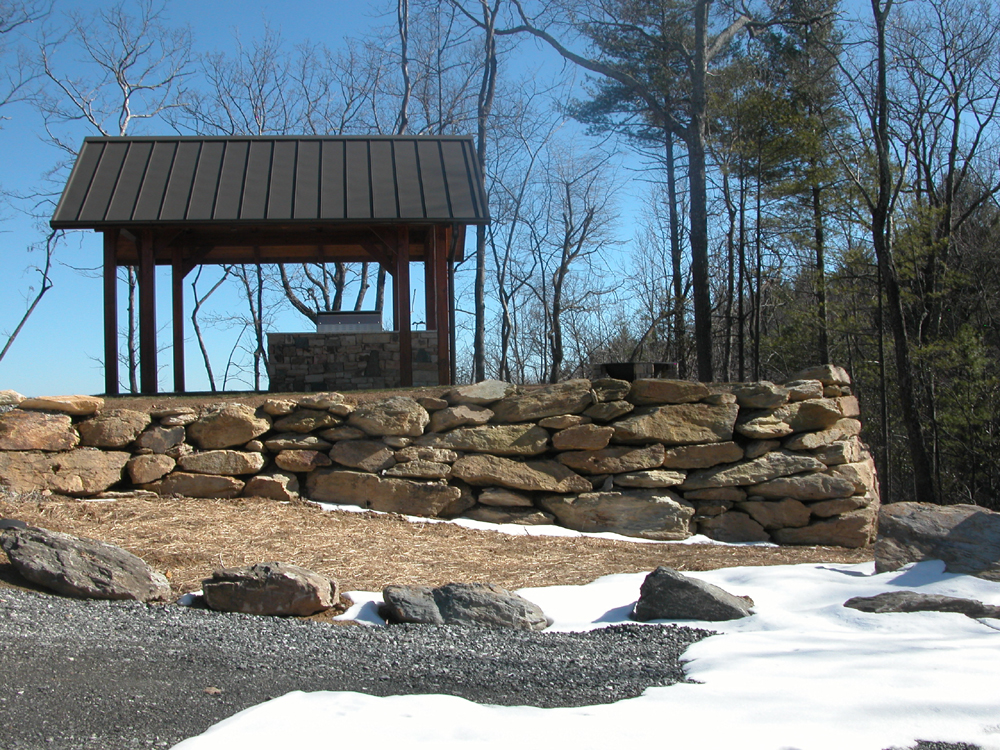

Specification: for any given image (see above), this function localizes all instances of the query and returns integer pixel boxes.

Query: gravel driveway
[0,588,710,749]
[0,588,981,750]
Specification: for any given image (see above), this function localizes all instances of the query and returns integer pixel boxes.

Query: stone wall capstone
[0,365,879,547]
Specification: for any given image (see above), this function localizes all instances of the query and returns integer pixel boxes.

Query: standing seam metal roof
[50,135,490,228]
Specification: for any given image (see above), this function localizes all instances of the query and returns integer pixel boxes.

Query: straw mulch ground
[0,494,872,605]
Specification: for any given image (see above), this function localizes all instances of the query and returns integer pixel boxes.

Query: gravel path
[0,588,981,750]
[0,588,710,749]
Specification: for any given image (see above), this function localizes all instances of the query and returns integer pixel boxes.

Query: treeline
[1,0,999,508]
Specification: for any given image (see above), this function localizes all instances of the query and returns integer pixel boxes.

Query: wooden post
[103,230,119,396]
[434,225,451,385]
[138,229,157,394]
[396,226,412,387]
[171,246,185,393]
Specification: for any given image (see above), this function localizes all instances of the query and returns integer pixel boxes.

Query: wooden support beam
[138,229,157,394]
[395,226,412,387]
[424,231,438,332]
[171,245,185,393]
[103,230,119,396]
[434,225,452,386]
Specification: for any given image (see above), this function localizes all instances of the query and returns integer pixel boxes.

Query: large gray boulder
[632,566,754,621]
[0,526,170,602]
[843,590,1000,619]
[202,562,337,616]
[874,502,1000,580]
[380,582,551,630]
[538,489,695,540]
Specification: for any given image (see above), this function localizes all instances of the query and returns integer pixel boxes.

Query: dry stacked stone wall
[0,364,879,547]
[267,331,439,392]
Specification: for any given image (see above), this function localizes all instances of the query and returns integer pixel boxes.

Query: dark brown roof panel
[51,135,490,229]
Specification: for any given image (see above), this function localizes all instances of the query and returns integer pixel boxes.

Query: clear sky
[0,0,425,397]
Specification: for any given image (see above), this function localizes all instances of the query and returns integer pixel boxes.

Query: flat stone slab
[1,526,170,602]
[539,489,695,541]
[0,448,129,496]
[843,590,1000,619]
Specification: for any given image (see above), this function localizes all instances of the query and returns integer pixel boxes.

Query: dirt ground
[0,493,872,600]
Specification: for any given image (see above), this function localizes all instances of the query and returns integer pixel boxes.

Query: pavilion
[50,135,489,395]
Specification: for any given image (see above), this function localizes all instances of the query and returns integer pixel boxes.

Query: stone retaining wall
[0,364,879,547]
[267,331,439,391]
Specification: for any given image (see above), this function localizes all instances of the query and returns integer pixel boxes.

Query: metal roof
[51,135,489,229]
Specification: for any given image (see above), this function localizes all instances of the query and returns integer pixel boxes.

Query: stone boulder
[0,410,79,451]
[348,397,430,437]
[843,591,1000,619]
[627,379,710,405]
[463,506,555,526]
[178,450,266,476]
[272,409,341,434]
[583,400,634,422]
[243,471,300,502]
[384,460,451,479]
[785,379,825,401]
[263,433,333,451]
[811,437,867,466]
[0,389,24,406]
[557,444,665,475]
[202,562,337,616]
[296,392,346,409]
[0,526,170,602]
[77,409,151,448]
[417,423,549,456]
[682,450,825,490]
[490,380,593,423]
[739,498,811,530]
[632,566,754,622]
[19,395,103,416]
[735,399,844,440]
[275,450,332,473]
[126,454,175,485]
[477,487,534,507]
[0,448,129,496]
[661,441,744,469]
[447,379,514,405]
[613,469,686,488]
[590,378,631,403]
[188,404,271,449]
[552,424,614,451]
[874,502,1000,580]
[808,496,866,518]
[144,471,244,499]
[330,440,396,472]
[380,582,550,630]
[731,382,789,409]
[783,419,862,451]
[698,512,770,542]
[395,446,460,464]
[538,489,695,541]
[429,404,493,432]
[771,508,875,548]
[748,473,857,501]
[613,403,739,446]
[305,469,461,517]
[135,425,186,454]
[787,364,851,386]
[451,454,591,493]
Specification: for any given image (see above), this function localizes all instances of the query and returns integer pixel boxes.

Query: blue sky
[0,0,432,396]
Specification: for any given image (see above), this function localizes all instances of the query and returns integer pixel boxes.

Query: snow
[172,559,1000,750]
